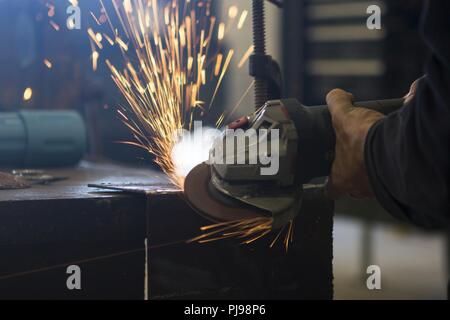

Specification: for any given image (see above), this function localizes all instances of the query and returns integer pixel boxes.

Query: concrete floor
[333,217,448,300]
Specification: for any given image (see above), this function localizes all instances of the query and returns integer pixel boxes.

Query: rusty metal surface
[0,172,30,190]
[0,161,155,299]
[0,161,169,202]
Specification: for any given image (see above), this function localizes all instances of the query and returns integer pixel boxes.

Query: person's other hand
[325,89,385,199]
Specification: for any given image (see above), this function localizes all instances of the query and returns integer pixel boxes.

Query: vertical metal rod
[252,0,268,109]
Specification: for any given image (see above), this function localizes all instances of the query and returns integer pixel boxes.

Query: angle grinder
[184,98,404,229]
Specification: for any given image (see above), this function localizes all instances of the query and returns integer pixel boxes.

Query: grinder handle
[314,98,405,115]
[284,98,405,183]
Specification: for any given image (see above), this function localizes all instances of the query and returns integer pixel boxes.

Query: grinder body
[184,97,404,226]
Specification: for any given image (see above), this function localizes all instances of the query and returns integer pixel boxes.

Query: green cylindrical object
[0,111,86,167]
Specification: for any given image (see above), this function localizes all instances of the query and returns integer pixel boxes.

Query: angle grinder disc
[183,163,269,222]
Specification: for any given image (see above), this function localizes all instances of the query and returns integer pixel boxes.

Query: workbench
[0,161,333,299]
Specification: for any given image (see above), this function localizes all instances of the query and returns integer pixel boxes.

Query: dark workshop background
[0,0,447,299]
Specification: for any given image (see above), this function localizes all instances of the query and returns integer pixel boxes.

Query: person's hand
[325,80,420,199]
[325,89,385,199]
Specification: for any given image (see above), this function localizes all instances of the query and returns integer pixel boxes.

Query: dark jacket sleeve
[364,0,450,229]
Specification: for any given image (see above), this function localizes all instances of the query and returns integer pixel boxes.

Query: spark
[218,22,225,40]
[216,80,254,127]
[90,12,101,25]
[115,36,128,51]
[23,87,33,101]
[237,10,248,30]
[49,20,60,31]
[187,218,273,244]
[187,216,293,251]
[228,6,239,19]
[214,54,223,77]
[284,220,294,251]
[123,0,133,14]
[95,32,103,42]
[187,216,295,251]
[93,0,238,188]
[88,28,103,49]
[44,58,53,69]
[103,33,114,45]
[117,109,129,121]
[209,49,234,111]
[92,51,99,71]
[238,45,254,68]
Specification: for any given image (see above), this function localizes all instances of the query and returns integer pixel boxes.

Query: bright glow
[218,23,225,40]
[171,127,220,180]
[238,45,254,68]
[23,87,33,101]
[44,59,52,69]
[237,10,248,29]
[95,32,103,42]
[228,6,238,19]
[92,51,99,71]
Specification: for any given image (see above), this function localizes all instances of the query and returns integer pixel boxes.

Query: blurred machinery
[283,0,426,104]
[0,111,86,167]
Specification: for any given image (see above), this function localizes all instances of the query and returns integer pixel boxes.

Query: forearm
[364,1,450,229]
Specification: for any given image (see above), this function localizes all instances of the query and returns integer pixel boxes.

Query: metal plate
[88,182,180,195]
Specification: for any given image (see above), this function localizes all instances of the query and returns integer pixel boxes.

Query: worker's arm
[327,0,450,229]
